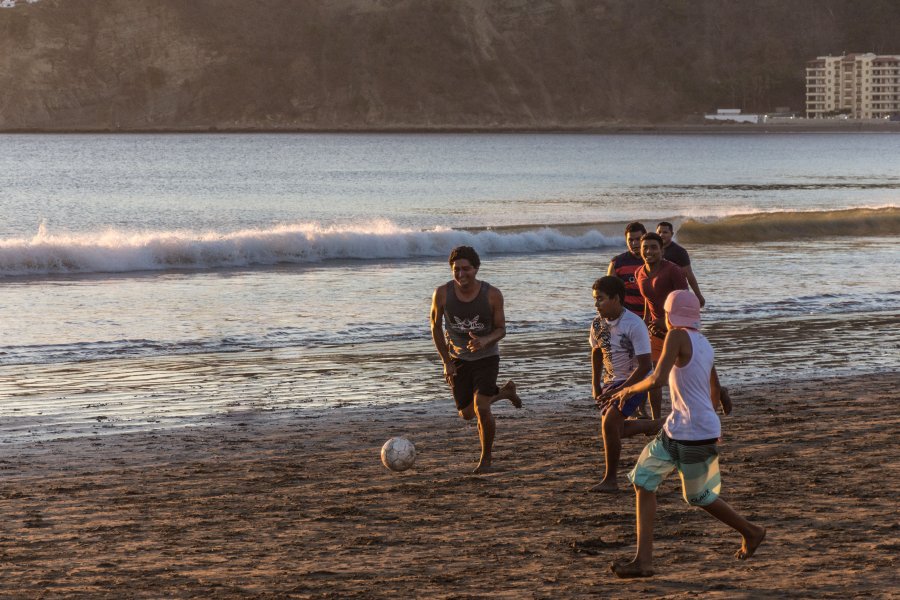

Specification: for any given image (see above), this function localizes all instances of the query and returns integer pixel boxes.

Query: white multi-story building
[806,53,900,119]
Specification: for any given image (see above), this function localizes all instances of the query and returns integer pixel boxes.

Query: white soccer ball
[381,437,416,472]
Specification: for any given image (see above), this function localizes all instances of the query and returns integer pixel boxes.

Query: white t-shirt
[664,329,721,441]
[589,309,652,386]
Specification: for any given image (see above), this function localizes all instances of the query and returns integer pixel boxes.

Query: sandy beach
[1,363,897,598]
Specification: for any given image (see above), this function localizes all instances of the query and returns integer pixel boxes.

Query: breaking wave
[0,220,616,277]
[677,207,900,243]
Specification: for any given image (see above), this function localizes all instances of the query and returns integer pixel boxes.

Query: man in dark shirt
[606,222,647,316]
[430,245,522,473]
[657,222,705,308]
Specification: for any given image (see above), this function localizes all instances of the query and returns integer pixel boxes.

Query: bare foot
[610,560,654,578]
[736,526,766,560]
[498,380,522,408]
[473,456,493,473]
[590,480,619,493]
[632,405,651,420]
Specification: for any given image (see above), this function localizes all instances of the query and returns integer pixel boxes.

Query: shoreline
[3,315,898,445]
[2,372,897,597]
[3,121,900,135]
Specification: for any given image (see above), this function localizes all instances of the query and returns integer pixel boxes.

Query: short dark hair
[592,276,626,304]
[625,221,647,235]
[657,221,674,232]
[448,245,480,269]
[640,232,664,247]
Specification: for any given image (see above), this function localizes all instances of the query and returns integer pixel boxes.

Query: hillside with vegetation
[2,0,898,130]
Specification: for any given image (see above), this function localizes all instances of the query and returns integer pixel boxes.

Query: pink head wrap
[664,290,701,329]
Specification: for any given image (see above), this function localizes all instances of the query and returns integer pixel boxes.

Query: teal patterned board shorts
[627,431,722,506]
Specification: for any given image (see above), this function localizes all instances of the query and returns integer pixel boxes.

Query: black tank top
[443,281,500,361]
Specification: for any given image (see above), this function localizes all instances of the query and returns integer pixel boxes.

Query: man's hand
[443,360,457,384]
[596,387,629,412]
[608,388,631,411]
[648,318,667,339]
[466,331,488,352]
[447,339,465,355]
[594,393,612,411]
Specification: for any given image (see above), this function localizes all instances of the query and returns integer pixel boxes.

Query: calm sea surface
[0,133,898,435]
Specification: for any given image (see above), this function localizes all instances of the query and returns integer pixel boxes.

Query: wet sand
[1,367,897,598]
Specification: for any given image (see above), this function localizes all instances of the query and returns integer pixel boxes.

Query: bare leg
[649,389,662,420]
[458,405,476,421]
[492,380,522,408]
[594,408,624,492]
[473,393,496,473]
[593,410,660,492]
[701,498,766,559]
[611,485,656,578]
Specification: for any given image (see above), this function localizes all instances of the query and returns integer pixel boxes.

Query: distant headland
[2,0,899,133]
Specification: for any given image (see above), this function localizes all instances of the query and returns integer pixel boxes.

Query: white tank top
[663,329,721,441]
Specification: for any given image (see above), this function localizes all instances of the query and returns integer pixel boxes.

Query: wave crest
[0,221,615,277]
[677,207,900,243]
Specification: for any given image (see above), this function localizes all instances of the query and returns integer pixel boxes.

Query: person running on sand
[589,276,661,493]
[430,246,522,473]
[601,290,759,578]
[656,221,706,308]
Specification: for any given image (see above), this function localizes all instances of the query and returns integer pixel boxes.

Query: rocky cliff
[2,0,898,130]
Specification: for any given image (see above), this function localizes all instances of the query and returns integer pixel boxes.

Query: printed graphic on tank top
[443,281,500,361]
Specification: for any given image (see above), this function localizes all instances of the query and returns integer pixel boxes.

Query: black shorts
[449,355,500,410]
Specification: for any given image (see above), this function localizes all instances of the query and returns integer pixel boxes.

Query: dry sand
[1,372,898,598]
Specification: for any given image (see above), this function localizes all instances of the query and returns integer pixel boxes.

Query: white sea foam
[0,0,40,8]
[0,220,616,277]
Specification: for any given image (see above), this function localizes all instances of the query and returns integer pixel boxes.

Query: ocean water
[0,133,898,437]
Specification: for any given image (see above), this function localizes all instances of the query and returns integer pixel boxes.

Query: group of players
[429,221,765,578]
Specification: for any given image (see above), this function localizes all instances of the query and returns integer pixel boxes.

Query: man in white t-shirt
[589,276,661,493]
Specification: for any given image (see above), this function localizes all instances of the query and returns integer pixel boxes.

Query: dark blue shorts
[601,381,647,418]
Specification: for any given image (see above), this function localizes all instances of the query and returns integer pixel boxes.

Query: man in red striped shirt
[606,222,647,317]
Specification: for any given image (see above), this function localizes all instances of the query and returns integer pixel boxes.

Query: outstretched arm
[610,330,687,405]
[596,352,653,409]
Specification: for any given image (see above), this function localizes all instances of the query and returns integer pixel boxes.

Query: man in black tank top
[430,246,523,473]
